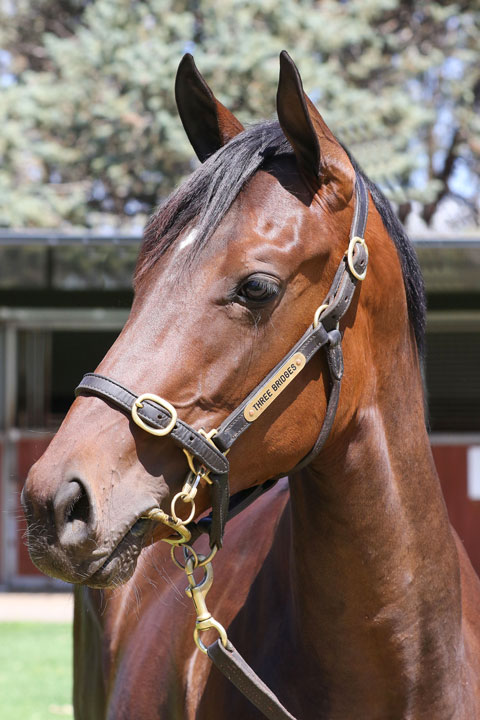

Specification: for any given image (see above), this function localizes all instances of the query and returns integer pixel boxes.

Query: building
[0,232,479,588]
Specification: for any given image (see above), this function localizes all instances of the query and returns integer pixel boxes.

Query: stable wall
[2,435,480,587]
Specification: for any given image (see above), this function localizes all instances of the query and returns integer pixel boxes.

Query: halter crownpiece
[74,172,369,720]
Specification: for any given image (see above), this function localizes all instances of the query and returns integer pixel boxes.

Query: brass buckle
[347,236,368,281]
[131,393,177,437]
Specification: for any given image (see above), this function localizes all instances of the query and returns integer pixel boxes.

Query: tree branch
[422,128,460,225]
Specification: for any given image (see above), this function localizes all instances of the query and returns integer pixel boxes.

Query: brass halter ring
[171,491,196,525]
[131,393,177,436]
[347,236,368,281]
[171,543,218,571]
[313,303,330,329]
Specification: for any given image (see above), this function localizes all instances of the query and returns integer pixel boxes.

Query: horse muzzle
[21,472,158,587]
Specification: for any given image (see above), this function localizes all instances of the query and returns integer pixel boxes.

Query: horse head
[22,53,409,588]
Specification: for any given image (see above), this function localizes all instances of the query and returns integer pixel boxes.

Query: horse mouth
[85,516,155,589]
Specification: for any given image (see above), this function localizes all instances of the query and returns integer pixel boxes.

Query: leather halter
[75,173,369,550]
[75,173,369,720]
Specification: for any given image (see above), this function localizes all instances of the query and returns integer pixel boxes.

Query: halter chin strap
[75,173,369,550]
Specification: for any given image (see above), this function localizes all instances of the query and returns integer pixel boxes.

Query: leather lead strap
[208,640,296,720]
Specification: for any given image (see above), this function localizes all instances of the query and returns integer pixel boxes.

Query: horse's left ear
[276,51,354,192]
[175,54,244,162]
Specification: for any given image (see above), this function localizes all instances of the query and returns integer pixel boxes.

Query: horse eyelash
[232,276,281,303]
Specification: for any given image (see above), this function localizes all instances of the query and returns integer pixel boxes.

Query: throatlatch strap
[208,640,296,720]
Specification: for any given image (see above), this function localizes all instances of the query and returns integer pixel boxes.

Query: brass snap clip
[184,552,228,654]
[182,449,213,486]
[142,507,192,545]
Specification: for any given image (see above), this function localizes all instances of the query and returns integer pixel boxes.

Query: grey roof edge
[0,231,142,246]
[1,230,480,248]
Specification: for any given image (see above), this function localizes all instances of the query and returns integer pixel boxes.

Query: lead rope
[145,472,227,654]
[144,481,297,720]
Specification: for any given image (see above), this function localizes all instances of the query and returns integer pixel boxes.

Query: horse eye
[237,275,280,304]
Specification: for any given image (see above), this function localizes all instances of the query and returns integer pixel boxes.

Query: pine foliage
[0,0,478,228]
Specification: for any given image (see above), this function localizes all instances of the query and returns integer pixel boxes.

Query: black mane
[138,120,426,357]
[345,148,426,358]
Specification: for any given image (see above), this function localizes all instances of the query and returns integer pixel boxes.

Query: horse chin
[84,519,155,589]
[27,515,155,589]
[84,549,139,588]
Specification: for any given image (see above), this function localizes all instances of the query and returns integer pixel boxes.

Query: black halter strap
[75,372,232,549]
[74,173,369,720]
[76,374,228,474]
[75,173,369,550]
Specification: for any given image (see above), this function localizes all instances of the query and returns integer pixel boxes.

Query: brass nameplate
[243,352,306,422]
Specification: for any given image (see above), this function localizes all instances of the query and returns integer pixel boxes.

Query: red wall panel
[16,436,54,576]
[433,444,480,576]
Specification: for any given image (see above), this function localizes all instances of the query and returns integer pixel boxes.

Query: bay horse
[22,53,480,719]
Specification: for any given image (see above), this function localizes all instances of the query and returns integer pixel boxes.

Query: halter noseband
[75,172,369,551]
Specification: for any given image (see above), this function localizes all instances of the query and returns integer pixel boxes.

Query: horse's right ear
[276,51,353,194]
[175,54,244,162]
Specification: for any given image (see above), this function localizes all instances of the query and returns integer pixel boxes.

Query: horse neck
[286,321,466,717]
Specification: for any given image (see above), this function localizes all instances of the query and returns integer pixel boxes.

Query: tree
[0,0,479,229]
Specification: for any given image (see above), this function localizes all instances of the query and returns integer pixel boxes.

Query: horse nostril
[53,479,95,546]
[65,483,90,525]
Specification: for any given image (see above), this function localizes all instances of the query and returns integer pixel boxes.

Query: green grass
[0,622,73,720]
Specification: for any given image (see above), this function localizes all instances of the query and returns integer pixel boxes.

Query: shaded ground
[0,593,73,622]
